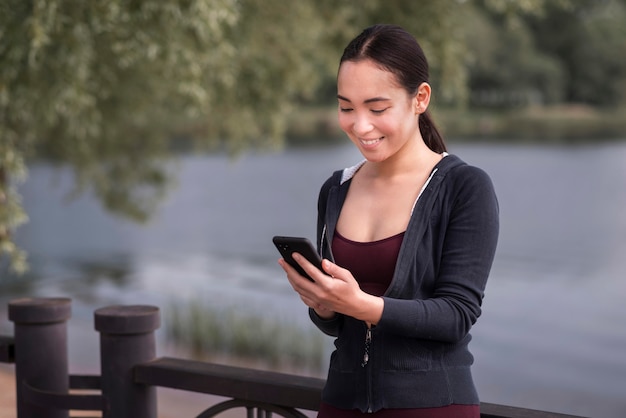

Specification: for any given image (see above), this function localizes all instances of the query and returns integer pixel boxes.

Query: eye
[339,107,353,113]
[371,107,389,114]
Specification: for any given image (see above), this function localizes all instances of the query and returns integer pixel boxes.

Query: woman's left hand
[279,253,384,325]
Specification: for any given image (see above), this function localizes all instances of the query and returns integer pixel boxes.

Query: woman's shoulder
[317,168,344,206]
[443,155,494,186]
[437,156,498,208]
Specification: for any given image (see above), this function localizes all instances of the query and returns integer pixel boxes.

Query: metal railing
[0,297,586,418]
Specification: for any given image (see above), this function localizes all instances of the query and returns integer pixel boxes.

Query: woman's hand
[278,253,384,325]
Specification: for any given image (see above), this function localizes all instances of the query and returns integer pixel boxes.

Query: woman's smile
[359,136,385,147]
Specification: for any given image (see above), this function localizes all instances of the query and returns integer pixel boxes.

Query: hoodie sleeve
[308,308,343,337]
[378,165,499,343]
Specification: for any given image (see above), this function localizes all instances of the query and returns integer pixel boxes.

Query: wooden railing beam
[134,357,325,411]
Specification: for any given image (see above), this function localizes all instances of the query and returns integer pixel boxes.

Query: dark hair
[340,24,446,153]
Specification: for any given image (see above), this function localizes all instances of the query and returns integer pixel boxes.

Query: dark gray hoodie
[310,154,499,413]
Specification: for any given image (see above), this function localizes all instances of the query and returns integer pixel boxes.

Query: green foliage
[0,149,28,274]
[463,4,566,106]
[1,0,240,272]
[468,0,626,108]
[526,0,626,106]
[200,0,333,151]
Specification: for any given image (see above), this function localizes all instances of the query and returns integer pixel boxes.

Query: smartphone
[272,236,324,282]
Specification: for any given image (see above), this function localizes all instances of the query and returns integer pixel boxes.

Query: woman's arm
[378,166,499,342]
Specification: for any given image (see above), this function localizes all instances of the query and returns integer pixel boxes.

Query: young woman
[279,24,499,417]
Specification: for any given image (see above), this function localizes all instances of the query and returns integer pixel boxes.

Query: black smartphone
[272,236,324,282]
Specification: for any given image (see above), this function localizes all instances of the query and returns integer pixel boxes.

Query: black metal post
[8,297,71,418]
[95,305,160,418]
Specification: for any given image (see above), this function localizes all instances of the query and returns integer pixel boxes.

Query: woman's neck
[363,137,441,181]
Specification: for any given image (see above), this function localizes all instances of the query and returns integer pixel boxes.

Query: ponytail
[419,111,447,153]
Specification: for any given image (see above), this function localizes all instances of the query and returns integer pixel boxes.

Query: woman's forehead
[337,60,403,99]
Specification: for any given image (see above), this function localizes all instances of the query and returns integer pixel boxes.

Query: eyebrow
[337,94,390,104]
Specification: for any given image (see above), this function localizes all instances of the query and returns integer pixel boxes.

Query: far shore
[283,104,626,145]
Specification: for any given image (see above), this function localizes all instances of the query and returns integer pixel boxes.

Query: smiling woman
[277,24,499,417]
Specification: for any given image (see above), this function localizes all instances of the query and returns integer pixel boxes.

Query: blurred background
[1,1,625,417]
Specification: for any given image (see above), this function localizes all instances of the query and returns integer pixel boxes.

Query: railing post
[8,297,72,418]
[95,305,160,418]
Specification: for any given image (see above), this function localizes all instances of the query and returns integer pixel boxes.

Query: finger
[278,258,315,292]
[301,295,331,313]
[300,294,317,309]
[292,253,325,282]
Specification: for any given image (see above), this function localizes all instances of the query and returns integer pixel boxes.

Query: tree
[463,3,566,107]
[468,0,626,108]
[525,0,626,106]
[1,0,243,273]
[1,0,566,274]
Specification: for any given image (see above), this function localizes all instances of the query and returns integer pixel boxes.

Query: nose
[352,112,374,136]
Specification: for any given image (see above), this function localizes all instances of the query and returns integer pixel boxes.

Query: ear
[413,82,431,114]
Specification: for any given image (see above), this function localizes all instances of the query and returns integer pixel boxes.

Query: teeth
[361,137,383,145]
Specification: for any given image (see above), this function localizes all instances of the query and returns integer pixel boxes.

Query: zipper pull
[361,327,372,367]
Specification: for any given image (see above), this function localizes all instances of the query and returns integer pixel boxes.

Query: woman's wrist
[355,294,384,325]
[314,307,336,320]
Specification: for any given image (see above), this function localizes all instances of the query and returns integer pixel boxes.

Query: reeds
[164,300,326,374]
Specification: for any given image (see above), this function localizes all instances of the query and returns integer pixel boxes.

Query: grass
[164,300,326,374]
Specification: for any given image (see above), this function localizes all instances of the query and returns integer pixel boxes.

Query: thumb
[322,259,346,279]
[321,259,335,276]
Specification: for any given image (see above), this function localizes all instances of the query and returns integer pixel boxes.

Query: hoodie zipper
[361,325,373,413]
[361,326,372,367]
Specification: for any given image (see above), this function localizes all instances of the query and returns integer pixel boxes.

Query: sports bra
[332,230,404,296]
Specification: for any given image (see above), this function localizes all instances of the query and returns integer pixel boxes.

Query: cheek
[370,116,395,135]
[337,112,352,133]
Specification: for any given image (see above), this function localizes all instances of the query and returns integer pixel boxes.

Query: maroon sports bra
[332,230,405,296]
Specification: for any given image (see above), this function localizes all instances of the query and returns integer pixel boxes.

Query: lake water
[1,141,625,418]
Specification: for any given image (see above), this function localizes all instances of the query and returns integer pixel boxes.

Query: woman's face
[337,59,426,163]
